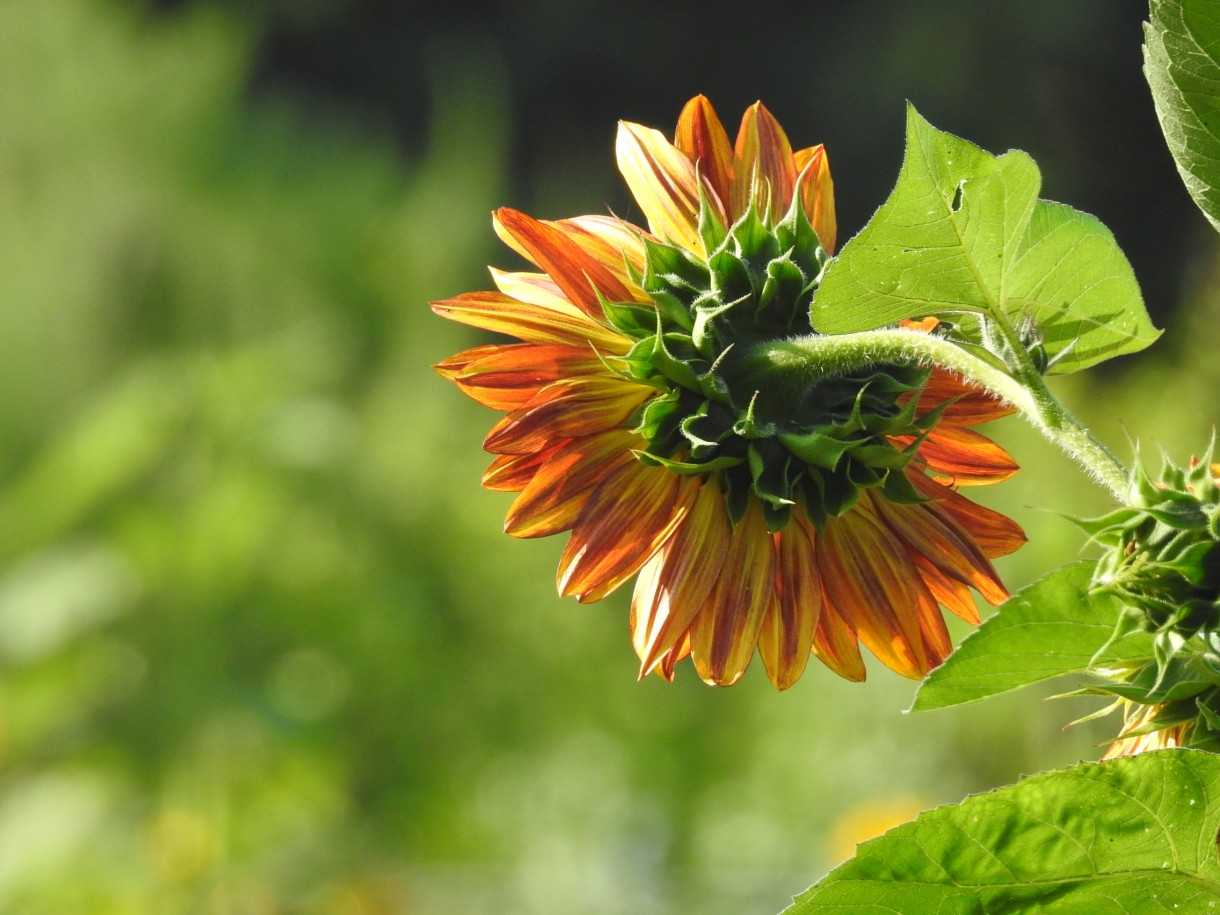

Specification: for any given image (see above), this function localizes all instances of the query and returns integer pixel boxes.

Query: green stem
[750,330,1130,501]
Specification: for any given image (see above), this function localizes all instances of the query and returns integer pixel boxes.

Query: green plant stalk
[746,329,1130,501]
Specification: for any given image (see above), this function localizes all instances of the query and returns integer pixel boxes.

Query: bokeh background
[3,1,1218,912]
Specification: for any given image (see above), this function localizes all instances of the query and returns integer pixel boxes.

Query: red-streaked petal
[616,120,704,253]
[482,447,560,492]
[916,584,954,670]
[733,102,798,223]
[505,431,639,538]
[456,343,611,411]
[488,269,586,317]
[632,477,732,676]
[557,464,694,602]
[434,344,504,381]
[912,554,981,625]
[690,499,777,686]
[653,633,691,682]
[674,95,735,218]
[759,510,821,690]
[869,491,1008,607]
[793,144,836,254]
[897,424,1019,485]
[914,367,1016,425]
[557,215,651,284]
[483,376,652,454]
[819,507,929,679]
[493,208,634,316]
[909,472,1027,558]
[432,291,630,353]
[812,587,867,682]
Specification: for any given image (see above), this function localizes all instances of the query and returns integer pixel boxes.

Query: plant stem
[748,330,1130,501]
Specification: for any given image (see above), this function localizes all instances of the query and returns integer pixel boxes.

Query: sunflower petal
[433,344,504,381]
[911,554,981,625]
[494,208,634,316]
[488,269,586,317]
[674,95,735,219]
[812,589,867,681]
[690,499,777,686]
[557,464,693,602]
[793,144,836,254]
[616,121,704,253]
[759,510,821,690]
[899,424,1019,485]
[505,431,638,538]
[869,491,1008,606]
[916,367,1016,425]
[733,102,797,223]
[456,343,610,411]
[557,215,651,282]
[819,507,929,679]
[909,472,1027,558]
[483,376,651,454]
[482,447,559,492]
[632,478,732,676]
[432,291,630,353]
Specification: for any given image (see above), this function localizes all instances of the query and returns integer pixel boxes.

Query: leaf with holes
[810,106,1159,373]
[783,750,1220,914]
[1146,0,1220,235]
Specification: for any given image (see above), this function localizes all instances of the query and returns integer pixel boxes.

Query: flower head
[433,96,1025,689]
[1085,451,1220,754]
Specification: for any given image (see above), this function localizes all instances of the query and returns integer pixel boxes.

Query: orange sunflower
[433,96,1025,689]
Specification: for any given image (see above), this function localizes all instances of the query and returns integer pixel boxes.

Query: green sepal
[632,389,682,440]
[696,181,728,255]
[777,429,858,471]
[632,451,744,475]
[748,439,795,509]
[600,299,658,340]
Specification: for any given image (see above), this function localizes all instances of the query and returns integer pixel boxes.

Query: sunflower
[433,96,1025,689]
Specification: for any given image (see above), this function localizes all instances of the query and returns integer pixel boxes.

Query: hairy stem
[745,330,1130,501]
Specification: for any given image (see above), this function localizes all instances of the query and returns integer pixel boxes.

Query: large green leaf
[783,750,1220,914]
[912,561,1151,712]
[811,107,1159,373]
[1146,0,1220,234]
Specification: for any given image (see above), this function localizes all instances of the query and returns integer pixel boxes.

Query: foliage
[785,751,1220,913]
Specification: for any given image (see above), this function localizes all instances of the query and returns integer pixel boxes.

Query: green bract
[606,195,945,531]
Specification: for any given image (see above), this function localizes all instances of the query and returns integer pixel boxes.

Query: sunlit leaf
[1146,0,1220,234]
[784,750,1220,913]
[812,107,1159,373]
[912,561,1151,712]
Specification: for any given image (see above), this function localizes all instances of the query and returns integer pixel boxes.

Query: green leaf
[912,561,1150,712]
[1146,0,1220,234]
[812,107,1159,373]
[783,750,1220,914]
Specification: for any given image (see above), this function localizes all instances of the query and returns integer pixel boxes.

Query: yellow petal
[732,102,797,223]
[631,477,732,677]
[813,589,867,682]
[431,291,630,354]
[690,499,777,686]
[557,464,693,602]
[819,506,929,679]
[759,509,821,690]
[557,215,650,285]
[793,144,837,254]
[615,121,704,253]
[482,447,559,492]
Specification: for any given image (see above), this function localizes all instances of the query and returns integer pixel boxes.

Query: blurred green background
[2,1,1217,912]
